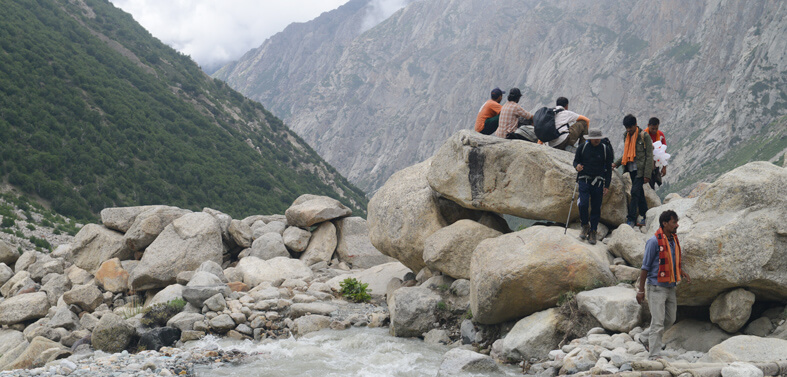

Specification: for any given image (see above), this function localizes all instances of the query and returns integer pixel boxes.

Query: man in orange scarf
[612,114,654,227]
[636,210,691,359]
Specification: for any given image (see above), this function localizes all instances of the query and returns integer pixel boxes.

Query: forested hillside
[0,0,368,221]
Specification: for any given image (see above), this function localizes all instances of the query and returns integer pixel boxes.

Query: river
[191,327,521,376]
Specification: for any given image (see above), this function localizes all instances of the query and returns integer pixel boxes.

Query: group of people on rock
[475,87,685,360]
[473,87,671,243]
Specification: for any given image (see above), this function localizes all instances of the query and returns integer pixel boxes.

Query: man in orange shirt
[474,88,504,135]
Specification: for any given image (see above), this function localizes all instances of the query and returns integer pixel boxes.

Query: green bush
[1,217,14,228]
[29,236,51,250]
[339,278,371,303]
[140,299,187,327]
[26,224,35,230]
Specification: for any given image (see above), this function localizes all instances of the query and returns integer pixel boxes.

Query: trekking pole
[565,181,578,234]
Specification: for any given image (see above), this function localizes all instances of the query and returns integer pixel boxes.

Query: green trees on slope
[0,0,367,221]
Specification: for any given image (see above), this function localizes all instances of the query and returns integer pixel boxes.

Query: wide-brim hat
[586,128,604,140]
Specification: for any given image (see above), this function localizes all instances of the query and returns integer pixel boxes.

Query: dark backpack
[533,107,567,142]
[578,137,614,169]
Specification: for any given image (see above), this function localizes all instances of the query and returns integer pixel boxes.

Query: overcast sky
[109,0,412,74]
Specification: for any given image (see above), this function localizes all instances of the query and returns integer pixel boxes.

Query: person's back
[547,97,589,150]
[475,88,504,134]
[494,88,533,138]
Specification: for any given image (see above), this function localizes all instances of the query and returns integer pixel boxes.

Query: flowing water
[191,327,521,377]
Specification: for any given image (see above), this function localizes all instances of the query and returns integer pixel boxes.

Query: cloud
[360,0,416,32]
[109,0,346,73]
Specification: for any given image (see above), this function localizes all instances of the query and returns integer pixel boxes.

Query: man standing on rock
[474,88,505,135]
[612,114,653,227]
[636,209,690,359]
[494,88,533,138]
[572,128,613,245]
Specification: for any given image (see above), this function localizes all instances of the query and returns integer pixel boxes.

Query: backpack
[533,107,567,142]
[578,138,613,169]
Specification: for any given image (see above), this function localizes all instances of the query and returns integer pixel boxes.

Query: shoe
[626,220,635,227]
[636,219,646,227]
[588,230,597,245]
[579,224,590,240]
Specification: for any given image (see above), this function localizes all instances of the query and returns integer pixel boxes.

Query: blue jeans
[578,179,603,231]
[628,175,648,223]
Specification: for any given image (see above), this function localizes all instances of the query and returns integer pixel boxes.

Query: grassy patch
[667,41,701,62]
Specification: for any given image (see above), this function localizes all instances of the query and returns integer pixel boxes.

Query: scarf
[656,228,682,284]
[621,128,639,165]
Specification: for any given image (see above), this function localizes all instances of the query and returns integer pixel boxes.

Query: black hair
[659,210,679,228]
[648,117,660,126]
[507,94,520,102]
[623,114,637,128]
[556,97,569,107]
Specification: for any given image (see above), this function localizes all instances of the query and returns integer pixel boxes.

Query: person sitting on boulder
[612,114,653,227]
[572,128,613,245]
[494,88,533,138]
[636,209,690,359]
[547,97,590,150]
[474,88,504,135]
[646,117,668,189]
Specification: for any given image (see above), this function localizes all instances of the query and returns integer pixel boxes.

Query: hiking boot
[588,230,597,245]
[579,224,590,240]
[626,220,635,227]
[636,220,646,227]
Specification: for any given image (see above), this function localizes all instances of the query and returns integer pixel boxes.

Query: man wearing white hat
[572,128,613,244]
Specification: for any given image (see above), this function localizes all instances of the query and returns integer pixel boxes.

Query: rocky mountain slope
[215,0,787,194]
[0,0,367,221]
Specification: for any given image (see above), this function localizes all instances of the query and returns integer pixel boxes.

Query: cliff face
[216,0,787,194]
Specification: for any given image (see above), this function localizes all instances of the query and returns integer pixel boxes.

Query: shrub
[339,278,371,303]
[140,299,188,327]
[26,224,35,230]
[1,217,14,228]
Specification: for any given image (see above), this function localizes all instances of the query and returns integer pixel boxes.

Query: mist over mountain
[215,0,787,194]
[0,0,367,221]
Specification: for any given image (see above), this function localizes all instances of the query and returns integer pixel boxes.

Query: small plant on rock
[436,301,448,311]
[339,278,371,303]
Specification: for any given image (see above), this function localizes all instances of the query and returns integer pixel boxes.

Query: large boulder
[299,221,338,266]
[0,240,19,265]
[576,286,643,333]
[423,219,502,280]
[333,217,394,269]
[94,258,129,293]
[130,212,223,291]
[709,288,756,333]
[426,131,628,226]
[389,286,441,337]
[368,159,484,272]
[437,348,502,376]
[703,335,787,363]
[62,284,103,312]
[285,194,351,228]
[499,308,563,362]
[2,336,65,371]
[282,226,311,253]
[100,206,155,233]
[606,224,647,268]
[676,162,787,305]
[92,313,135,353]
[0,292,50,325]
[70,224,132,274]
[663,319,734,352]
[470,226,614,324]
[249,233,289,260]
[237,257,313,287]
[326,262,411,297]
[123,206,191,251]
[228,219,253,248]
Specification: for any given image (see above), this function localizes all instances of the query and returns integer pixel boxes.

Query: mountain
[0,0,368,221]
[214,0,787,194]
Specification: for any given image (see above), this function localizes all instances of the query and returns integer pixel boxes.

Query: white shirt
[547,106,580,147]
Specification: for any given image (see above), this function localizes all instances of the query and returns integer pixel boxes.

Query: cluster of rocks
[367,131,787,372]
[0,194,411,373]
